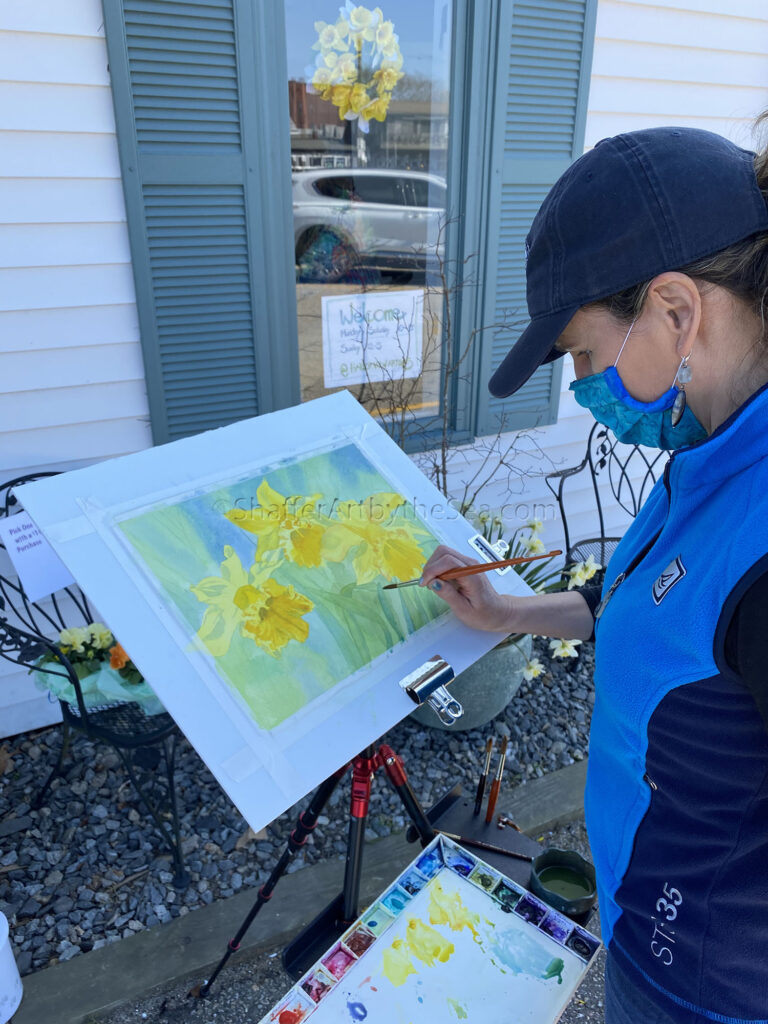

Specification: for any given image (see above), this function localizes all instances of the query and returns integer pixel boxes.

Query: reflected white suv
[292,168,447,281]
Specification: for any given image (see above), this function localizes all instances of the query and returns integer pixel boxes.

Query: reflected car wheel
[296,227,361,283]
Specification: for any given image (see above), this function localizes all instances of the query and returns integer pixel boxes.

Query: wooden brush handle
[439,550,561,581]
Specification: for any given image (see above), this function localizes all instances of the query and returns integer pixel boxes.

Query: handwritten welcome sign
[322,289,424,388]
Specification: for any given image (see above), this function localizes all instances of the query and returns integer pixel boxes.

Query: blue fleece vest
[587,383,768,1023]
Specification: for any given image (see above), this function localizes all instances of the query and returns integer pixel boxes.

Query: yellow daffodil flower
[335,53,357,81]
[381,36,400,58]
[340,81,371,114]
[313,21,347,52]
[311,66,334,100]
[322,493,429,584]
[191,546,313,659]
[376,18,395,47]
[373,67,403,92]
[224,479,325,569]
[527,518,544,534]
[549,638,583,659]
[361,95,390,123]
[348,5,375,36]
[523,657,545,681]
[236,579,314,658]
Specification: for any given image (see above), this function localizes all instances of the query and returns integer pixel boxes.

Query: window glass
[285,0,452,424]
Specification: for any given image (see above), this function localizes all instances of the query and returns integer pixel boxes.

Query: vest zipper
[595,456,674,622]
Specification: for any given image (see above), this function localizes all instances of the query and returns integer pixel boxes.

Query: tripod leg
[380,744,435,845]
[341,747,377,924]
[192,764,347,1000]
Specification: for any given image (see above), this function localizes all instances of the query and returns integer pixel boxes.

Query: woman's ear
[644,272,701,357]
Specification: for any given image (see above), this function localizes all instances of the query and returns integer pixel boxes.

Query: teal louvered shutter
[102,0,298,443]
[474,0,597,437]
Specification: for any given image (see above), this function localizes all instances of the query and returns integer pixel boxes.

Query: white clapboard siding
[0,30,110,85]
[2,132,123,178]
[1,305,140,351]
[0,224,132,268]
[0,8,151,736]
[3,344,146,392]
[0,179,130,225]
[0,0,107,36]
[0,264,138,311]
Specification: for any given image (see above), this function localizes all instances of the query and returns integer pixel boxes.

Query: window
[103,0,596,445]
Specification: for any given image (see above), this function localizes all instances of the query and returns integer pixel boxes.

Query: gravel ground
[0,636,597,986]
[94,821,605,1024]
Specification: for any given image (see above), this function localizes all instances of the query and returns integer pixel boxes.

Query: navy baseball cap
[488,127,768,399]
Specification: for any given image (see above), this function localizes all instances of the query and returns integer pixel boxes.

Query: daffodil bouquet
[472,514,601,681]
[307,3,404,133]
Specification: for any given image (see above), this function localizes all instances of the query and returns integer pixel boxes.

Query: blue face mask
[569,322,708,450]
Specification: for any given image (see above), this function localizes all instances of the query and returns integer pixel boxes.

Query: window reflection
[285,1,451,416]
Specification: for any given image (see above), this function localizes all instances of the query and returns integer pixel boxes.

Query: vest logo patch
[652,556,686,605]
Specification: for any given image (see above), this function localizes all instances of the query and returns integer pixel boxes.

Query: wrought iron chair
[0,473,189,887]
[544,424,667,570]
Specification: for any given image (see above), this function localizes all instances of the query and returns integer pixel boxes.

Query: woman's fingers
[418,546,514,633]
[420,545,474,586]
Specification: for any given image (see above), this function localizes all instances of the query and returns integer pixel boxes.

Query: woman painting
[421,123,768,1023]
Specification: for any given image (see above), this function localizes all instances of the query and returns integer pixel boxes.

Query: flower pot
[410,634,533,732]
[0,912,23,1024]
[33,663,165,716]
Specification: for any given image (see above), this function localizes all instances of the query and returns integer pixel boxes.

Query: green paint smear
[447,997,468,1019]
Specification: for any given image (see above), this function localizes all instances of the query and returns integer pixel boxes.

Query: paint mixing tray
[259,834,601,1024]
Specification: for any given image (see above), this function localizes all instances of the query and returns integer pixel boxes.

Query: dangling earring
[671,355,693,427]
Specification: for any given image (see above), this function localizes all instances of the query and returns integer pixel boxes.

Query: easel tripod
[193,742,436,998]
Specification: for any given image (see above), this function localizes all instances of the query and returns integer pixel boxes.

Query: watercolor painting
[116,443,446,730]
[260,836,600,1024]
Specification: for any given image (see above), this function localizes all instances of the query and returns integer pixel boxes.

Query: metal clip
[398,656,463,727]
[468,534,511,574]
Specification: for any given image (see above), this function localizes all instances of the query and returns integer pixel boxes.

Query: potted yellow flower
[33,622,164,716]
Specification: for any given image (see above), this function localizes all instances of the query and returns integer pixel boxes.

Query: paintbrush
[485,737,508,824]
[473,737,494,816]
[436,829,532,863]
[381,550,561,590]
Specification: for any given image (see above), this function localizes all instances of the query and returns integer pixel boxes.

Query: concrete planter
[410,634,533,732]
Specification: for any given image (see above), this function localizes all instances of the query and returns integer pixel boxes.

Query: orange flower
[109,643,130,670]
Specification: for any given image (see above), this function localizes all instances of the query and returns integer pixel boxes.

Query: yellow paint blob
[405,917,454,967]
[382,938,417,987]
[428,880,481,940]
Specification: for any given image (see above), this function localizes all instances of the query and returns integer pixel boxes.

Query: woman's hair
[589,114,768,345]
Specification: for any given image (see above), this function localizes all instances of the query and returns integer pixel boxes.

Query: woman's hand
[419,545,518,634]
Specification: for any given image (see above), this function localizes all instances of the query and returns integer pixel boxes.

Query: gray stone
[410,635,533,731]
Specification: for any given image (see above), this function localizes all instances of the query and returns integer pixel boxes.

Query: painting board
[17,391,532,834]
[261,834,601,1024]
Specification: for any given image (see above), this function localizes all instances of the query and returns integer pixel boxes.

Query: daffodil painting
[116,444,446,730]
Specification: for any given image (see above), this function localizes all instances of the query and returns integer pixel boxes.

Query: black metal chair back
[0,474,189,886]
[545,424,668,568]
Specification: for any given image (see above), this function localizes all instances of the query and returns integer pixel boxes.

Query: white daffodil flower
[549,638,583,659]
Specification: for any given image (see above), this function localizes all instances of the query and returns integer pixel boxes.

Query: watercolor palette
[259,835,601,1024]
